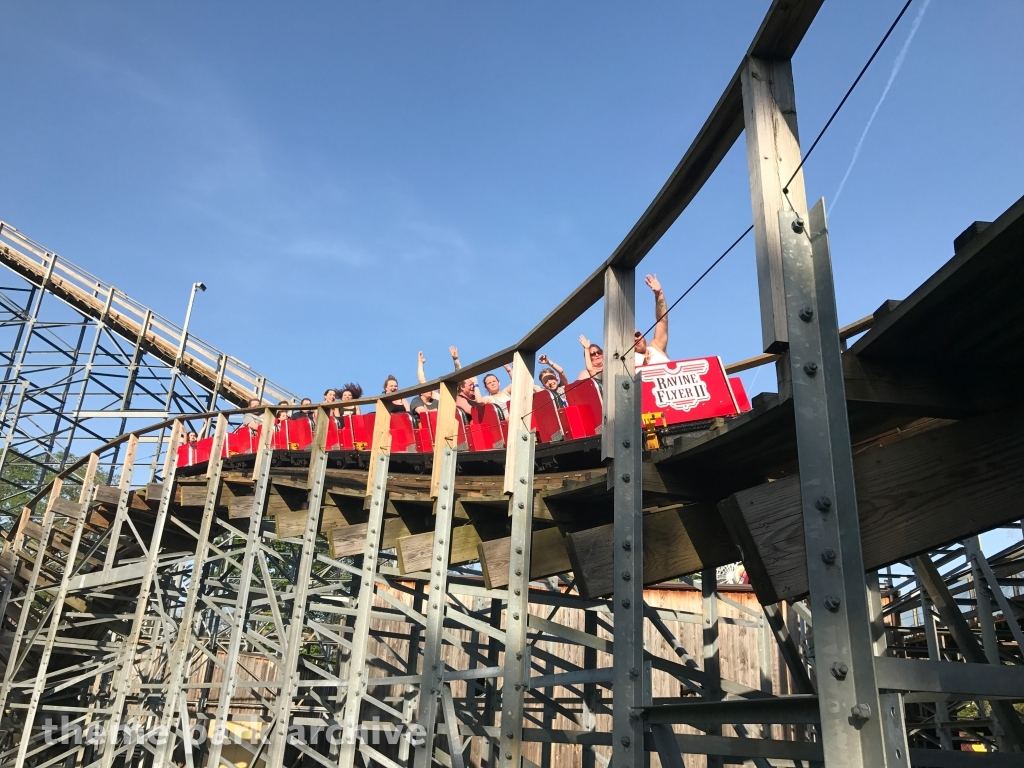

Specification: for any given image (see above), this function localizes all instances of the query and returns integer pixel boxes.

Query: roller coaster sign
[638,356,742,425]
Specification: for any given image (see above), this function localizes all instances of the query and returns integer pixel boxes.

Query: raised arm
[449,346,462,371]
[416,351,427,385]
[578,334,597,377]
[539,354,569,388]
[646,274,669,354]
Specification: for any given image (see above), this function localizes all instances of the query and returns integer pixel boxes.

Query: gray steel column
[412,445,459,768]
[611,373,644,768]
[205,412,276,768]
[337,450,391,767]
[702,569,723,768]
[265,407,332,766]
[778,203,887,767]
[99,421,185,768]
[919,586,953,750]
[151,416,228,767]
[499,428,536,768]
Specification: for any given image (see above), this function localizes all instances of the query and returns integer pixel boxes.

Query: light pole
[176,281,207,367]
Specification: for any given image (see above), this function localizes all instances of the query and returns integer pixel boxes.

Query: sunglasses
[634,331,643,339]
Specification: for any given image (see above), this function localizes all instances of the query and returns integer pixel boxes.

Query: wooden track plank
[477,527,572,590]
[397,524,481,574]
[565,504,738,600]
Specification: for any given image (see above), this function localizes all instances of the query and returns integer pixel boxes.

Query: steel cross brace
[412,445,459,768]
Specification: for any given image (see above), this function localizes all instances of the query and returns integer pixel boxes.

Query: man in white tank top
[635,274,670,367]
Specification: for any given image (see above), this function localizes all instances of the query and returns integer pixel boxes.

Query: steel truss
[0,222,297,520]
[0,396,1019,768]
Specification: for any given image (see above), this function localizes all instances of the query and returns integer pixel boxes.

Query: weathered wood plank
[478,527,573,590]
[565,504,738,600]
[397,523,482,574]
[330,523,369,559]
[721,410,1024,604]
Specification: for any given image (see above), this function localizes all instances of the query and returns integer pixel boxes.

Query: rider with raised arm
[634,274,669,367]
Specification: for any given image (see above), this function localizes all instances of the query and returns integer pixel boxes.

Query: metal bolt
[621,598,630,608]
[505,752,512,759]
[517,502,524,509]
[831,661,849,679]
[506,732,513,739]
[513,612,520,620]
[521,433,528,441]
[798,306,814,322]
[622,473,630,483]
[815,496,833,512]
[520,477,526,484]
[622,380,630,390]
[622,571,631,581]
[803,361,818,376]
[622,537,631,551]
[443,484,449,490]
[516,652,523,660]
[851,703,872,720]
[514,588,520,596]
[435,570,440,576]
[824,594,841,612]
[629,667,639,678]
[437,555,442,561]
[515,568,521,576]
[514,683,522,691]
[621,736,631,747]
[792,217,804,233]
[821,548,837,564]
[622,439,630,448]
[516,547,522,555]
[432,663,438,670]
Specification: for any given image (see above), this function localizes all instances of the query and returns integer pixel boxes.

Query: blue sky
[1,1,1022,403]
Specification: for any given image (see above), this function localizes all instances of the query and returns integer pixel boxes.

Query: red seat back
[326,418,341,450]
[350,414,373,449]
[532,389,566,442]
[471,404,506,449]
[565,378,603,437]
[389,412,416,452]
[225,427,260,456]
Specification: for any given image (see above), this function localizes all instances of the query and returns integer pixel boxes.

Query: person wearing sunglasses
[577,335,604,383]
[635,273,669,367]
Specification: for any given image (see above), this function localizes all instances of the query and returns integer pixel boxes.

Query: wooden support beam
[565,504,738,600]
[397,524,482,574]
[477,527,572,590]
[720,408,1024,605]
[430,381,459,498]
[366,399,392,497]
[742,55,807,354]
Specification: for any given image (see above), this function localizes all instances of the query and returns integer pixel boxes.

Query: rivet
[515,652,523,660]
[622,571,631,581]
[514,588,521,596]
[505,752,512,759]
[815,496,832,512]
[515,568,521,576]
[437,555,442,561]
[851,703,872,720]
[821,548,836,564]
[621,736,631,747]
[622,473,630,483]
[831,661,848,679]
[622,381,630,390]
[516,547,523,555]
[621,598,630,608]
[824,594,841,612]
[513,612,519,620]
[521,434,528,441]
[518,502,524,509]
[622,537,632,551]
[792,217,804,234]
[803,361,818,377]
[629,667,639,678]
[506,732,513,739]
[443,484,449,490]
[622,439,630,448]
[798,306,814,322]
[520,477,526,484]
